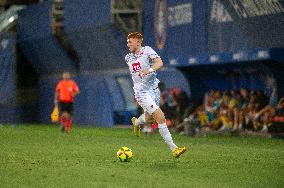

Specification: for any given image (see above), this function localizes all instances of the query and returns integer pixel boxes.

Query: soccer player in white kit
[125,32,186,158]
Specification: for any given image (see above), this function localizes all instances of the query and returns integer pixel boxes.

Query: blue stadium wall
[143,0,284,103]
[63,0,128,71]
[17,1,76,74]
[0,33,17,123]
[0,33,39,123]
[143,0,284,59]
[17,0,128,73]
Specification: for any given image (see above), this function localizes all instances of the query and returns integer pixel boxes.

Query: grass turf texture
[0,124,283,188]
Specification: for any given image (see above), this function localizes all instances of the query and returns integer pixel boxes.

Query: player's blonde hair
[127,32,143,41]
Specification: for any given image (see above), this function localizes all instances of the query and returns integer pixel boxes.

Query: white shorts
[134,88,160,115]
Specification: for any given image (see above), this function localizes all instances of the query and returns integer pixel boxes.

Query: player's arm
[54,82,61,105]
[72,83,80,96]
[140,57,163,76]
[73,90,80,96]
[150,57,164,71]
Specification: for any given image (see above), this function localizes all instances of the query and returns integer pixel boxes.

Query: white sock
[136,114,145,125]
[158,123,177,151]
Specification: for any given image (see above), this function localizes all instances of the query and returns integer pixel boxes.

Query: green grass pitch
[0,124,283,188]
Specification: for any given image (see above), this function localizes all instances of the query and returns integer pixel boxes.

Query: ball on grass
[116,147,133,162]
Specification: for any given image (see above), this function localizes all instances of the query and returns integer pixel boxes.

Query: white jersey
[125,46,160,91]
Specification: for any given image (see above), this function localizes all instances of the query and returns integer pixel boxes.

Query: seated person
[233,88,250,131]
[272,97,284,122]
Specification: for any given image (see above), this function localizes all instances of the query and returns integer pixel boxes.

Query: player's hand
[139,70,150,78]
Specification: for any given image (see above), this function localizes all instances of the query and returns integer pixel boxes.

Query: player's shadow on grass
[149,161,180,171]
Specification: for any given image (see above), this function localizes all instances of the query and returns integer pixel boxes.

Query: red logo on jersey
[132,62,142,72]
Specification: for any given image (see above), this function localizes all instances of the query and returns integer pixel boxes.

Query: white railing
[0,5,26,33]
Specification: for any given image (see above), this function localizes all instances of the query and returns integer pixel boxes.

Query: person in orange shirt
[54,71,80,133]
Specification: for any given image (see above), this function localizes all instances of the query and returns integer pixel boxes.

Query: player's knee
[63,112,71,119]
[145,113,154,124]
[153,108,165,124]
[146,119,154,124]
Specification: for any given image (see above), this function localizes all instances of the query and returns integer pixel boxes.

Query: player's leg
[64,103,73,133]
[132,111,154,136]
[131,113,144,137]
[59,111,67,132]
[59,102,67,132]
[134,113,146,125]
[60,112,66,126]
[152,108,177,150]
[152,108,186,158]
[132,92,154,136]
[64,113,71,133]
[150,88,186,158]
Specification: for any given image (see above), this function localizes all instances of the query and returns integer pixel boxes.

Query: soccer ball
[116,147,133,162]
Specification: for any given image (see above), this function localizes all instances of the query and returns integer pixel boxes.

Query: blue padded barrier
[37,68,190,126]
